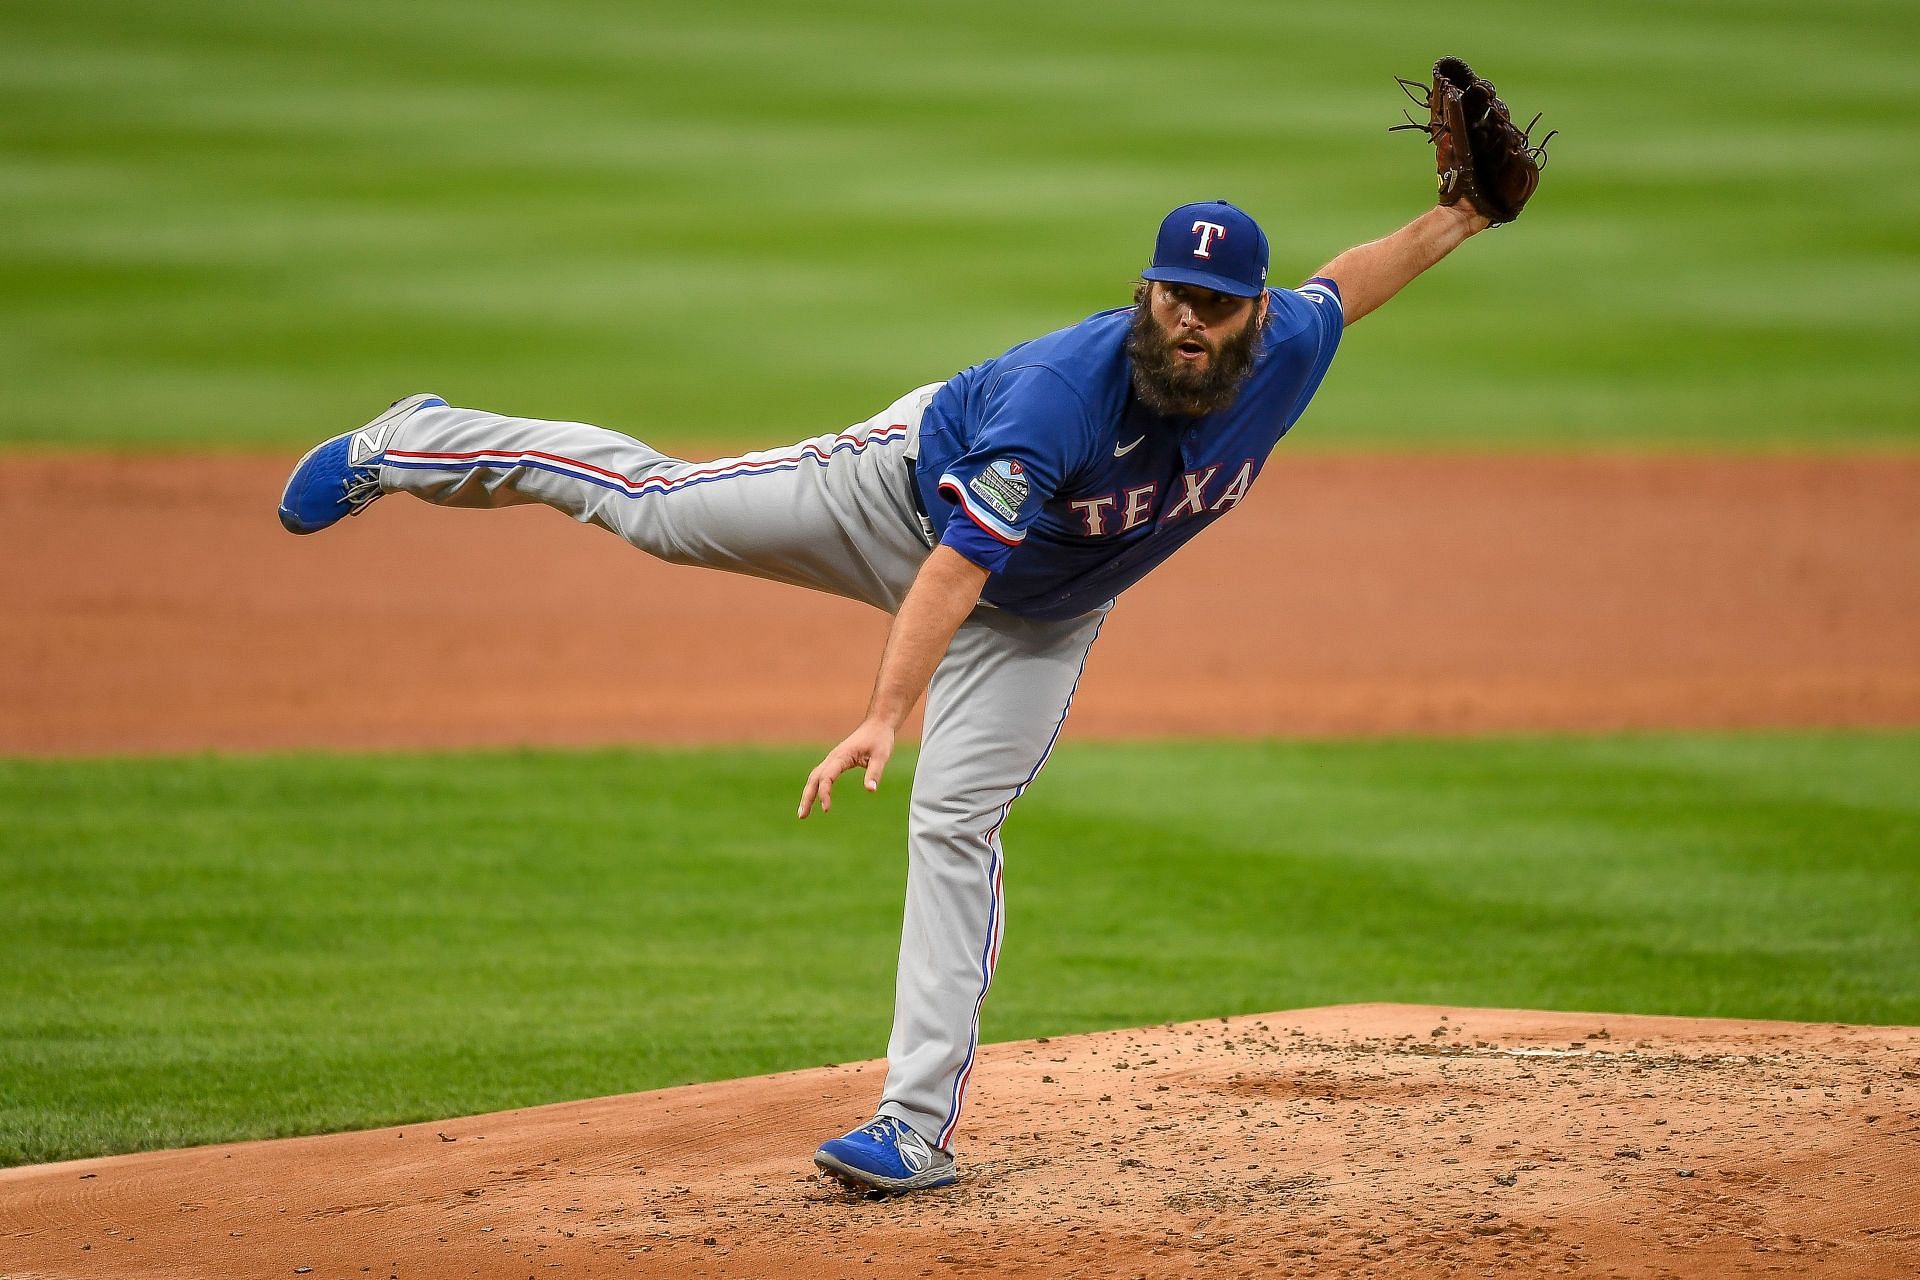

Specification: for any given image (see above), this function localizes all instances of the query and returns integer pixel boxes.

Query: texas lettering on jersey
[915,280,1344,621]
[1068,459,1254,535]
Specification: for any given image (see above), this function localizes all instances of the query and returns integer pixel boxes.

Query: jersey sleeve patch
[939,469,1024,545]
[969,459,1029,523]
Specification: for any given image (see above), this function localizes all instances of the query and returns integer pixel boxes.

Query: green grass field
[4,0,1916,449]
[4,732,1915,1167]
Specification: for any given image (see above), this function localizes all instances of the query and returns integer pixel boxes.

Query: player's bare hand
[798,719,895,818]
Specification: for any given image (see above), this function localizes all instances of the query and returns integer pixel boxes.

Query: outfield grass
[3,0,1915,450]
[2,732,1915,1166]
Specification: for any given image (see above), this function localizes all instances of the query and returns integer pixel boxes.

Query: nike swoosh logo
[1114,435,1146,457]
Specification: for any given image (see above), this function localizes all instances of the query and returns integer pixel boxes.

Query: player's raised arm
[1311,204,1486,326]
[1316,55,1552,326]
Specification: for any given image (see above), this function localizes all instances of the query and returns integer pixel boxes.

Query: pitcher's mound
[3,1004,1914,1278]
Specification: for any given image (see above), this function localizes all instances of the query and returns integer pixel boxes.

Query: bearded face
[1125,281,1265,418]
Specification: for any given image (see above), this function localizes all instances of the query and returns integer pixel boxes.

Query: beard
[1125,284,1263,418]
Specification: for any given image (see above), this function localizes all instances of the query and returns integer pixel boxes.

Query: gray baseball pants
[378,387,1106,1151]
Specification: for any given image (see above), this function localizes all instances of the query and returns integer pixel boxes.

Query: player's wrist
[1435,201,1491,236]
[858,709,904,737]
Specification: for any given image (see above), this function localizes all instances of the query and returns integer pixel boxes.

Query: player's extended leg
[852,601,1106,1175]
[280,388,938,612]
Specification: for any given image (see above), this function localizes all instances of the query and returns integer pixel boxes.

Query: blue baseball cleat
[278,393,446,534]
[814,1116,957,1196]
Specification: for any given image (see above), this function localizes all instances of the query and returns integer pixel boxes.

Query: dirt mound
[2,1004,1913,1278]
[4,453,1918,755]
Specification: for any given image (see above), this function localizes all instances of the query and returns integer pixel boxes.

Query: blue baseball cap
[1141,200,1269,298]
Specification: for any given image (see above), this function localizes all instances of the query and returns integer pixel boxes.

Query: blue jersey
[913,280,1343,621]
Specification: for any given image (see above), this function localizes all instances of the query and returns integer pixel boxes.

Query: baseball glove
[1391,56,1555,225]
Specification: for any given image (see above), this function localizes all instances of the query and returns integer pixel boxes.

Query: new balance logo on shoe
[348,426,388,467]
[896,1127,933,1173]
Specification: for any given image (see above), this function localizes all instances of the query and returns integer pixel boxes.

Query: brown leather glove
[1392,57,1555,225]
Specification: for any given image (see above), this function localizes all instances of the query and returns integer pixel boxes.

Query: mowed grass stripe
[1,0,1915,449]
[2,731,1915,1166]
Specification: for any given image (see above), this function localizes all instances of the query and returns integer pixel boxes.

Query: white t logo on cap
[1190,220,1227,259]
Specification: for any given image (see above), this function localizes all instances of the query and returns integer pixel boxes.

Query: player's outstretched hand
[798,719,896,818]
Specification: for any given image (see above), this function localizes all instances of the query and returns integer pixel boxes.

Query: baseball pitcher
[278,59,1548,1196]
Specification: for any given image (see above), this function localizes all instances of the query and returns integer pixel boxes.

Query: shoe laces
[341,468,382,515]
[859,1118,902,1144]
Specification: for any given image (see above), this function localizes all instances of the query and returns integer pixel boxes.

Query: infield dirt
[3,452,1917,754]
[2,1004,1914,1278]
